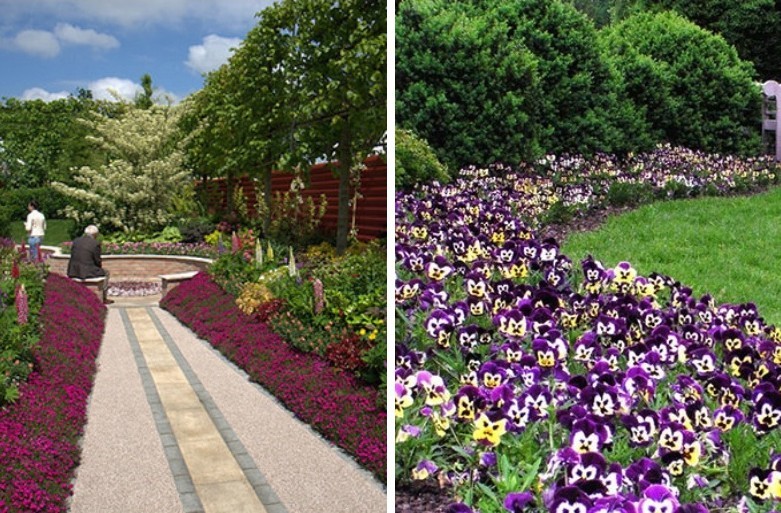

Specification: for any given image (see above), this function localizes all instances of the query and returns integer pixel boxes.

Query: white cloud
[21,87,69,102]
[11,23,118,57]
[14,30,60,58]
[54,23,119,49]
[87,77,142,102]
[186,34,241,74]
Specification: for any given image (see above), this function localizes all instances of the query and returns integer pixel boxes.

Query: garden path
[68,299,386,513]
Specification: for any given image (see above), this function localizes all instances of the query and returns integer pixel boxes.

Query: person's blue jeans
[28,236,41,262]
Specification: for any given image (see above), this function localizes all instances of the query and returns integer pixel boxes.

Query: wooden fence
[198,155,387,242]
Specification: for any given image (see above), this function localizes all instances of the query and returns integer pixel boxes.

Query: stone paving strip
[69,301,387,513]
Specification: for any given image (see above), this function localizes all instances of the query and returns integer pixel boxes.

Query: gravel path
[69,302,387,513]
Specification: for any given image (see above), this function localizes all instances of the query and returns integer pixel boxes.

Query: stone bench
[70,276,108,303]
[159,271,199,296]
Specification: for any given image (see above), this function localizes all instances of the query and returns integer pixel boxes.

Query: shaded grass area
[9,218,74,246]
[562,186,781,326]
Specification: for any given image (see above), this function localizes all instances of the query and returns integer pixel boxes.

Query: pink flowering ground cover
[0,273,105,513]
[160,272,386,480]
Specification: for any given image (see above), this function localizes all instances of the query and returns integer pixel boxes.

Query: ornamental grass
[160,273,386,480]
[0,274,105,513]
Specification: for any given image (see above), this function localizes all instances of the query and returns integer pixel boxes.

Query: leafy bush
[397,0,648,169]
[178,218,215,243]
[0,187,70,220]
[600,11,761,155]
[396,128,450,190]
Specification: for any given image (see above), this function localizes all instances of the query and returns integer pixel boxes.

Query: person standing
[24,200,46,262]
[67,225,112,304]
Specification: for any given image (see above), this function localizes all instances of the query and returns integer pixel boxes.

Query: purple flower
[503,491,534,512]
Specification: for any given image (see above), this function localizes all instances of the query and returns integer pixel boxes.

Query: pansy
[569,452,608,483]
[569,418,608,454]
[456,325,481,350]
[467,296,488,317]
[395,278,425,303]
[412,459,438,480]
[638,485,679,513]
[494,308,528,339]
[748,468,781,500]
[454,386,484,421]
[504,491,535,512]
[478,361,509,389]
[523,384,554,419]
[713,405,744,431]
[396,424,422,443]
[415,370,451,406]
[395,382,414,418]
[465,271,490,298]
[473,411,508,447]
[751,388,781,434]
[549,485,593,513]
[425,255,455,282]
[503,397,532,432]
[622,413,656,447]
[419,282,449,309]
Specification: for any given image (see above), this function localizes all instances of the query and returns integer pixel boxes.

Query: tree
[0,96,104,188]
[254,0,386,253]
[135,73,154,109]
[51,103,191,233]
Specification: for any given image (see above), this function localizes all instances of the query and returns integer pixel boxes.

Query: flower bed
[160,272,386,480]
[59,241,219,259]
[396,150,781,512]
[0,273,105,513]
[106,281,162,297]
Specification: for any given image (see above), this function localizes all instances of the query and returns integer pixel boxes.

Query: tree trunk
[336,120,352,255]
[263,164,273,234]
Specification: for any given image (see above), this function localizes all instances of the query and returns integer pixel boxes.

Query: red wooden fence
[199,155,387,242]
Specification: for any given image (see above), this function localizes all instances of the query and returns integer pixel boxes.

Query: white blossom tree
[52,103,191,234]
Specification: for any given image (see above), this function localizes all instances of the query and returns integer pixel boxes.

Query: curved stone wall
[42,246,212,281]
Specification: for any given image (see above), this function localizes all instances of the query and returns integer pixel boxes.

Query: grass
[561,186,781,326]
[9,219,75,246]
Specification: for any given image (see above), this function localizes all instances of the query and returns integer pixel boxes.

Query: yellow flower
[472,413,507,447]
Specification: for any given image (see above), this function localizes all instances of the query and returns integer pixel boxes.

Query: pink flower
[15,284,28,325]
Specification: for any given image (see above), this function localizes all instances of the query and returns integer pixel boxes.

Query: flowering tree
[52,103,191,234]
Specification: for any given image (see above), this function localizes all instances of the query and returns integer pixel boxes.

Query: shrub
[396,128,450,190]
[178,218,215,243]
[600,10,761,155]
[397,0,648,169]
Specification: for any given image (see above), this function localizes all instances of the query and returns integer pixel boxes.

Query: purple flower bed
[0,274,106,513]
[396,151,781,512]
[60,241,219,259]
[160,272,386,480]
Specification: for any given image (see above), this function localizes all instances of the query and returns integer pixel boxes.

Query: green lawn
[561,186,781,326]
[10,219,75,246]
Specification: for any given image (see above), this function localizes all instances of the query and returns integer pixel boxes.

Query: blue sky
[0,0,276,103]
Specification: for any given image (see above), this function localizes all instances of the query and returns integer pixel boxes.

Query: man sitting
[67,225,112,304]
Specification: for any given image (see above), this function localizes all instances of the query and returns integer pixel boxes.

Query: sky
[0,0,277,103]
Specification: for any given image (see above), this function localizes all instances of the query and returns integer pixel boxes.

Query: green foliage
[606,181,655,207]
[208,253,265,297]
[636,0,781,80]
[395,127,450,190]
[268,310,352,357]
[0,187,70,221]
[0,247,46,405]
[9,219,75,246]
[397,0,649,169]
[600,10,761,155]
[51,103,192,234]
[0,96,113,188]
[265,181,330,250]
[178,218,215,243]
